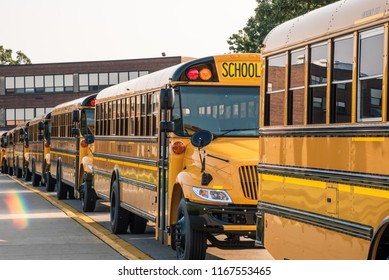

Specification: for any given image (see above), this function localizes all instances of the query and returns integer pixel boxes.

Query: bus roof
[262,0,389,55]
[28,112,51,126]
[96,54,261,102]
[51,94,97,116]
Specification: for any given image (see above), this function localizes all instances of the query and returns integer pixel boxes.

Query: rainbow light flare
[4,192,29,229]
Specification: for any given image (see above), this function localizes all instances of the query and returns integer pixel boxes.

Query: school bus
[1,131,7,174]
[256,0,389,259]
[13,121,30,180]
[93,54,261,259]
[26,112,52,189]
[5,129,15,175]
[49,94,96,203]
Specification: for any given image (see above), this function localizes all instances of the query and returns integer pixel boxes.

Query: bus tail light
[199,68,212,81]
[187,68,199,80]
[172,141,186,154]
[80,140,88,148]
[90,98,96,107]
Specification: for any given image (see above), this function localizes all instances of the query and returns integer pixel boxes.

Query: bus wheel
[175,198,207,260]
[81,177,96,212]
[129,214,147,234]
[31,160,41,186]
[24,165,32,182]
[45,172,55,192]
[16,160,22,178]
[110,179,130,234]
[56,164,67,200]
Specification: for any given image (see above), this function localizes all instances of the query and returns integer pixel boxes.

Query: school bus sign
[215,54,261,85]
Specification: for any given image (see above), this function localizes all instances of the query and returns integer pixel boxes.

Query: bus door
[158,88,175,244]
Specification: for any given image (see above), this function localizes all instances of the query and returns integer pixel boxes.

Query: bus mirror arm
[191,130,214,186]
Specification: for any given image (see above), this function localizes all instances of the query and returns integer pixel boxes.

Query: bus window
[81,109,95,135]
[309,42,328,124]
[289,49,305,125]
[265,54,286,126]
[332,35,353,123]
[358,27,384,121]
[173,86,259,137]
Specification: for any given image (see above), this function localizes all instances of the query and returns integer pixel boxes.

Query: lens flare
[4,192,29,229]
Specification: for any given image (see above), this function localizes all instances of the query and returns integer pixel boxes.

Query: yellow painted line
[50,151,77,158]
[352,137,385,142]
[94,156,158,171]
[9,175,152,260]
[354,186,389,199]
[338,184,351,193]
[285,177,326,189]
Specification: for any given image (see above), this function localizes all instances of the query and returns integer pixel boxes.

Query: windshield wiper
[213,128,258,139]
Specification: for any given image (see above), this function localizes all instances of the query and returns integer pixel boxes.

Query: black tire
[2,161,8,174]
[110,178,130,234]
[56,164,67,200]
[175,198,207,260]
[8,161,13,176]
[81,177,96,212]
[45,172,55,192]
[16,159,22,178]
[24,165,32,182]
[31,160,41,186]
[129,214,147,234]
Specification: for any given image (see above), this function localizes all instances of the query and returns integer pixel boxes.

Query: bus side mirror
[72,110,80,123]
[20,128,25,135]
[160,88,175,110]
[160,121,175,133]
[191,130,213,149]
[71,128,80,136]
[38,134,44,141]
[38,121,44,131]
[84,134,94,144]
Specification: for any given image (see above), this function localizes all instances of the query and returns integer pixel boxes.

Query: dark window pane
[309,86,326,124]
[289,89,304,125]
[360,78,382,119]
[332,82,352,123]
[359,28,383,77]
[266,92,284,126]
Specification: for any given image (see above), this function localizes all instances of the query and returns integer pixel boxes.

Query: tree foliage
[228,0,339,53]
[0,45,31,65]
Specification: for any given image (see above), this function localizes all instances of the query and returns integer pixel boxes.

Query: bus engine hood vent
[238,165,259,200]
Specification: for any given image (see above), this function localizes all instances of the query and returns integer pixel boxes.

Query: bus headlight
[24,153,30,161]
[193,187,232,203]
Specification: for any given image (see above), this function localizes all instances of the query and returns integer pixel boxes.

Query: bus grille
[239,165,259,200]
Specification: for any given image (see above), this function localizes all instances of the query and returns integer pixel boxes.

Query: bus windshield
[173,86,260,137]
[81,109,95,136]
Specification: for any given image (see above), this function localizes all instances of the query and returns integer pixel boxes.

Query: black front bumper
[185,200,257,236]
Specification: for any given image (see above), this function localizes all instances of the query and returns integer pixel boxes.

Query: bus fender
[176,169,202,198]
[368,216,389,259]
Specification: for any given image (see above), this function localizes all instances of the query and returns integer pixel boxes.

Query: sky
[1,0,257,64]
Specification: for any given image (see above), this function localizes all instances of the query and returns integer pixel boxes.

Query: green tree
[228,0,338,53]
[0,45,31,65]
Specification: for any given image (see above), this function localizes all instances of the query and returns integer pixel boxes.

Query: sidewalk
[0,174,125,260]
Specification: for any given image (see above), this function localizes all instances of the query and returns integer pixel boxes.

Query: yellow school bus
[93,54,261,259]
[256,0,389,259]
[50,94,96,202]
[26,112,52,189]
[1,131,7,174]
[5,128,16,175]
[13,121,30,180]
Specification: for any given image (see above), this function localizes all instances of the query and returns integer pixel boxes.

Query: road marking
[8,175,152,260]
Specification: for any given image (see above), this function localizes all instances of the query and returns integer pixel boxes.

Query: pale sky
[1,0,257,63]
